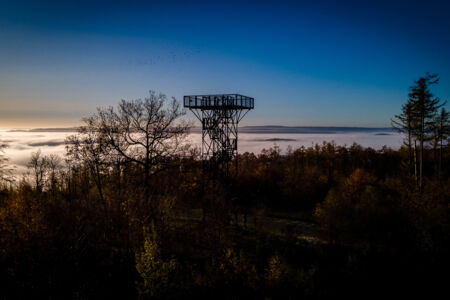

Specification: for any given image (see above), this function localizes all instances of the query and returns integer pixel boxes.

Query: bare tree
[28,150,47,193]
[46,154,62,196]
[66,115,111,204]
[0,142,14,186]
[91,90,190,202]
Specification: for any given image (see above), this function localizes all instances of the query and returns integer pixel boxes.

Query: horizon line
[1,125,395,133]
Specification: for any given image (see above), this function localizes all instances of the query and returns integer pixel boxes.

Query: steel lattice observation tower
[184,94,254,178]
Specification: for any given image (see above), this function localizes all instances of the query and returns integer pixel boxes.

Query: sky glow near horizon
[0,0,450,127]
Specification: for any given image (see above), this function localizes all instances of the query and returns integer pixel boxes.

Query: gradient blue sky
[1,0,449,127]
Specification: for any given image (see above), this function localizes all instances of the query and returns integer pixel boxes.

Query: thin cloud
[28,140,66,147]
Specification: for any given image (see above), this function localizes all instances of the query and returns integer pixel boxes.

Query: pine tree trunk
[419,113,424,192]
[414,140,418,188]
[408,131,413,176]
[439,137,442,179]
[433,139,438,177]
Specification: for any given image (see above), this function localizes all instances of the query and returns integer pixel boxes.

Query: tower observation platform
[184,94,254,178]
[184,94,254,110]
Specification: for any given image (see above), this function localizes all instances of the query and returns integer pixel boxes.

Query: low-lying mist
[0,127,403,175]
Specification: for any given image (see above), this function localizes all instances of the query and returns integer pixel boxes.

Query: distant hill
[8,126,394,134]
[190,126,394,134]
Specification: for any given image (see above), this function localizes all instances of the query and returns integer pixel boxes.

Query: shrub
[135,224,176,299]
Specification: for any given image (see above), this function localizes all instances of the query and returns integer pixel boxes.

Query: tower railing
[184,94,254,109]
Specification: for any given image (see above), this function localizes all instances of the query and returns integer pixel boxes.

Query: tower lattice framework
[184,94,254,178]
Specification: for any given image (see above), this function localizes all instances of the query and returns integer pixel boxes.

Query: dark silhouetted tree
[406,73,443,190]
[432,107,450,177]
[90,91,190,207]
[0,141,13,186]
[392,99,417,179]
[28,150,47,193]
[66,115,111,204]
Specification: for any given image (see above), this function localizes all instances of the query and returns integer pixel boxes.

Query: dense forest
[0,76,449,299]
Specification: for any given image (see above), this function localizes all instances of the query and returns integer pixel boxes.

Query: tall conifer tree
[408,73,443,190]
